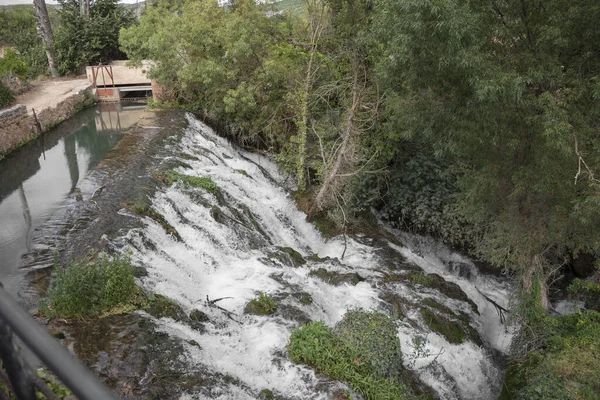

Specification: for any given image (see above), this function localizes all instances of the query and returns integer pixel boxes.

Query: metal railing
[0,284,119,400]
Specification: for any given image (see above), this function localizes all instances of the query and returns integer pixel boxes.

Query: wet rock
[189,309,209,331]
[144,294,187,322]
[420,308,468,345]
[292,292,313,305]
[422,298,482,346]
[259,389,274,399]
[275,303,311,325]
[428,274,479,314]
[448,261,473,280]
[269,247,306,268]
[309,268,365,286]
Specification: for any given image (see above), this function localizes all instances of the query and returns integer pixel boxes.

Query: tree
[33,0,58,77]
[55,0,135,74]
[372,0,600,310]
[80,0,90,18]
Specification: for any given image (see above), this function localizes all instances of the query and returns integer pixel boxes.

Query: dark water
[0,104,146,294]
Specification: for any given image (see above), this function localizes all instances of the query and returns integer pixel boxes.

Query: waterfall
[124,114,514,400]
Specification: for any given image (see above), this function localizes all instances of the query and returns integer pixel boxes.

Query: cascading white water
[124,114,514,400]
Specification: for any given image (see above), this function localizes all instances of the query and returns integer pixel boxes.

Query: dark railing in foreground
[0,284,119,400]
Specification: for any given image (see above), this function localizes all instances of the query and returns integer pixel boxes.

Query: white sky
[0,0,140,4]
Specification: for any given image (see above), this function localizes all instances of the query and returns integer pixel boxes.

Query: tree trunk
[308,64,360,220]
[80,0,90,18]
[296,0,327,193]
[33,0,58,77]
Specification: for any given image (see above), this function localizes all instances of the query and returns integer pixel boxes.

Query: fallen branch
[476,287,507,324]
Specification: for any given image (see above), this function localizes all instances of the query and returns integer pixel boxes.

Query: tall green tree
[55,0,135,74]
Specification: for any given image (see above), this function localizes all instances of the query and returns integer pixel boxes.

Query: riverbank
[0,78,93,160]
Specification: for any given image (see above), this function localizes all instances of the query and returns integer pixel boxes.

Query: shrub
[288,311,415,400]
[0,49,29,78]
[0,81,14,108]
[44,254,136,318]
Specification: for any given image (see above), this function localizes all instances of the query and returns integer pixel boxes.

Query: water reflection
[0,104,145,291]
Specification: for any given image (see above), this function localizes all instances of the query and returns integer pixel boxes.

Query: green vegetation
[288,311,415,400]
[245,292,277,315]
[43,254,136,318]
[501,310,600,400]
[409,272,432,287]
[0,5,50,77]
[163,170,219,194]
[54,0,135,75]
[0,49,30,79]
[0,82,15,108]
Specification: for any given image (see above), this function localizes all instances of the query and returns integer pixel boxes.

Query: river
[1,107,515,399]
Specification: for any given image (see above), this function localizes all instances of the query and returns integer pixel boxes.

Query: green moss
[235,169,249,177]
[258,389,274,399]
[128,200,182,241]
[419,308,466,344]
[422,298,455,316]
[288,312,416,400]
[410,272,432,286]
[163,170,219,194]
[307,254,329,262]
[143,293,188,322]
[273,246,306,267]
[245,292,277,315]
[178,152,200,161]
[309,268,365,286]
[297,292,313,305]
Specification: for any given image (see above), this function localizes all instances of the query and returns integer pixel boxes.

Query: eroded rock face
[0,104,33,156]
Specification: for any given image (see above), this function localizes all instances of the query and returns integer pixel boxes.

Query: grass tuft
[42,254,136,318]
[245,292,277,315]
[162,170,219,194]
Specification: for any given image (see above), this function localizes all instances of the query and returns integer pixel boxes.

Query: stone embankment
[0,79,93,159]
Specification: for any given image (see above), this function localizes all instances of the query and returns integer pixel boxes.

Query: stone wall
[36,87,92,131]
[0,105,33,156]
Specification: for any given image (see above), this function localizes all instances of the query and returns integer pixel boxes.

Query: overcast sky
[0,0,140,4]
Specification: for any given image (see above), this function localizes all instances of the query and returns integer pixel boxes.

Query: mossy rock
[178,152,200,161]
[428,274,479,314]
[127,201,181,241]
[309,268,365,286]
[269,247,306,268]
[210,205,226,224]
[380,292,409,320]
[161,170,219,195]
[293,292,313,305]
[334,310,403,381]
[235,169,250,177]
[307,254,330,263]
[420,308,466,344]
[258,388,274,399]
[144,294,187,322]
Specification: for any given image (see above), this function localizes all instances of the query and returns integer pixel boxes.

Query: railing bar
[0,287,119,400]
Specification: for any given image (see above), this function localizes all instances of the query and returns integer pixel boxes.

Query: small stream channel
[1,108,517,399]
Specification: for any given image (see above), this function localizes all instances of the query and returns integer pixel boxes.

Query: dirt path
[17,78,90,115]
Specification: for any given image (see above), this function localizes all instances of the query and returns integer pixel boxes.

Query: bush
[44,254,136,318]
[0,81,14,108]
[288,311,415,400]
[0,48,29,78]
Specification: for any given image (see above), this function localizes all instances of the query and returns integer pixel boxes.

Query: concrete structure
[86,61,153,102]
[0,105,33,156]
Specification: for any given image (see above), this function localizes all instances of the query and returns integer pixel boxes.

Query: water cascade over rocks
[123,114,514,400]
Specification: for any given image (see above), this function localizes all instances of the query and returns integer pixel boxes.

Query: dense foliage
[0,5,50,77]
[55,0,135,74]
[0,82,15,108]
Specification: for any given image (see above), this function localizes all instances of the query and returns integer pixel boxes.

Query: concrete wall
[86,61,152,87]
[0,105,34,156]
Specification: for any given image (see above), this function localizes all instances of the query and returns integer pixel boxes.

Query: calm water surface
[0,104,145,294]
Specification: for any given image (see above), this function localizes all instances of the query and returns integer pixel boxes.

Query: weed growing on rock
[245,292,277,315]
[163,170,219,194]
